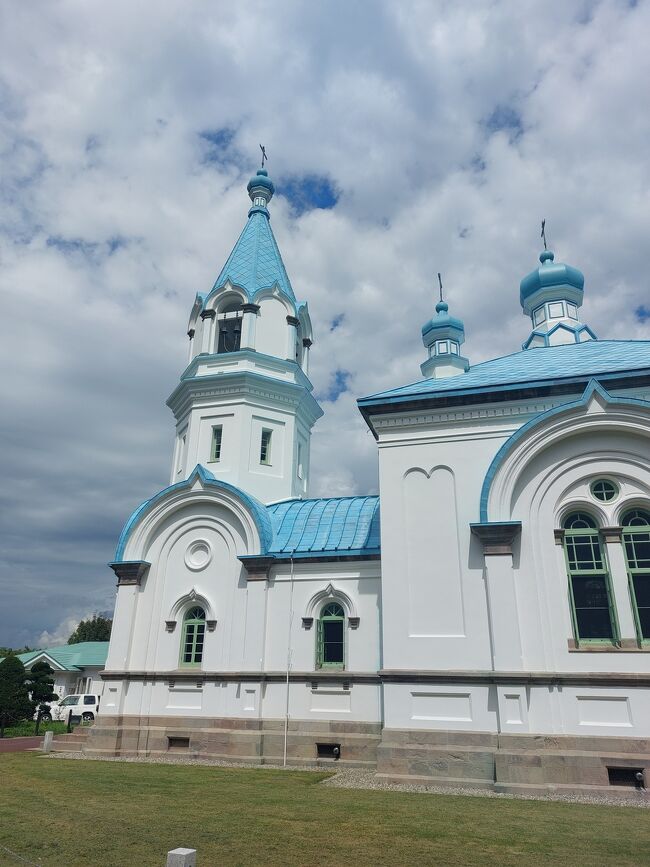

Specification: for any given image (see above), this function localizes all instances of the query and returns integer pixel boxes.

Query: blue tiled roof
[359,340,650,406]
[208,209,296,304]
[267,496,380,557]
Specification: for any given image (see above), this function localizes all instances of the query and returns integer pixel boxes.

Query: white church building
[88,167,650,796]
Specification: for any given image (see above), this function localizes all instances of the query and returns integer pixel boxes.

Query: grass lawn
[1,721,67,739]
[1,755,648,867]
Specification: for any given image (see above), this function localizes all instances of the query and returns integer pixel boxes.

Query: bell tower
[167,167,323,503]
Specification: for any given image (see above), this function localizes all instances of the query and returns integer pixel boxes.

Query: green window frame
[260,429,272,465]
[622,509,650,643]
[180,606,206,667]
[316,602,345,669]
[210,425,223,462]
[562,512,618,645]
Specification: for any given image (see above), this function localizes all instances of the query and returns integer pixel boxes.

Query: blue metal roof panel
[267,496,380,556]
[210,210,296,303]
[359,340,650,405]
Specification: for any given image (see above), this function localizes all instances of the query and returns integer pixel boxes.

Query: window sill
[567,638,650,652]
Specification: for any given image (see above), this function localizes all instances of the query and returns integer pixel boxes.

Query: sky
[1,0,649,648]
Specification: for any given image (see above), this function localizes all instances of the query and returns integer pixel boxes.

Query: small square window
[548,302,564,319]
[533,306,545,326]
[210,426,223,462]
[567,303,578,320]
[260,429,272,465]
[450,342,459,355]
[438,340,449,355]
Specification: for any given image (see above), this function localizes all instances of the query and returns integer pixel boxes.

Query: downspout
[282,550,296,767]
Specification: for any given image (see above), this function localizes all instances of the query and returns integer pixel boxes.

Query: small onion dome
[519,250,585,316]
[421,300,466,347]
[247,168,275,203]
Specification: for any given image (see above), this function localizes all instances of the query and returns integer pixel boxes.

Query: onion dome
[520,250,584,317]
[247,168,275,210]
[422,300,466,345]
[519,249,596,350]
[420,299,469,380]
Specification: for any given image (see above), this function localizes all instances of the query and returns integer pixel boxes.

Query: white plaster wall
[255,297,290,359]
[262,563,381,674]
[377,421,512,671]
[383,683,498,732]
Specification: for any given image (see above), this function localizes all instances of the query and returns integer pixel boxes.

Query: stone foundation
[85,717,650,798]
[84,715,381,767]
[377,728,650,800]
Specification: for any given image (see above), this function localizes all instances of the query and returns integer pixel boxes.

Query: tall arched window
[180,606,206,666]
[622,509,650,642]
[317,602,345,669]
[563,512,617,644]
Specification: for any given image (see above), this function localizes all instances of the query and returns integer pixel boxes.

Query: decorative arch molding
[251,284,297,316]
[555,498,608,529]
[302,583,359,629]
[202,280,248,311]
[165,587,216,628]
[403,463,456,481]
[615,497,650,525]
[114,465,273,562]
[480,380,650,523]
[297,302,313,343]
[187,294,204,332]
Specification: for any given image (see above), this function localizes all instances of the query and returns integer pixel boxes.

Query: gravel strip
[45,752,650,808]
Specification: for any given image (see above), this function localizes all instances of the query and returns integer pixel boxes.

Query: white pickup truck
[41,693,101,723]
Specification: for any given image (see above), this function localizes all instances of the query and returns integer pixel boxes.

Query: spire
[206,165,296,305]
[520,243,597,349]
[420,275,469,379]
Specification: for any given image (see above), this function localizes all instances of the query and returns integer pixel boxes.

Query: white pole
[282,552,296,767]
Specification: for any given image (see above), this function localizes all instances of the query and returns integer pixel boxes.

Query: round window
[590,479,618,503]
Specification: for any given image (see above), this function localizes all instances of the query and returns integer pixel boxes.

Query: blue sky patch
[635,304,650,323]
[320,369,351,402]
[484,105,524,140]
[198,128,240,167]
[330,313,345,331]
[280,174,339,216]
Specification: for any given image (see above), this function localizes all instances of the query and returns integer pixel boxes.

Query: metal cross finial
[260,144,267,168]
[541,219,547,251]
[437,272,444,303]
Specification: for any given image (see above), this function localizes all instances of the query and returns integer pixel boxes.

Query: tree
[0,646,34,657]
[67,615,112,644]
[28,661,58,734]
[0,656,32,737]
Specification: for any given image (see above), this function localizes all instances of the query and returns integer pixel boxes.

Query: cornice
[371,400,558,432]
[100,669,650,688]
[167,370,323,425]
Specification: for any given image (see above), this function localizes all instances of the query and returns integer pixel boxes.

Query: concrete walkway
[0,736,41,752]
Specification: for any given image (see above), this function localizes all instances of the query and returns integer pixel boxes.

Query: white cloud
[1,0,649,645]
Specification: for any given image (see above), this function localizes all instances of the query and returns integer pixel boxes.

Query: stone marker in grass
[167,847,196,866]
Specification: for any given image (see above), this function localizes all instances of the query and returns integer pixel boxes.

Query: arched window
[217,302,242,354]
[622,509,650,642]
[180,606,206,666]
[562,512,617,643]
[316,602,345,669]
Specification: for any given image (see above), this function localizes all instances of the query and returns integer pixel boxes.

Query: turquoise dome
[421,300,465,341]
[519,250,584,310]
[247,168,275,198]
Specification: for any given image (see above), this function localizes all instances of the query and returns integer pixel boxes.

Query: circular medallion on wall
[185,539,212,571]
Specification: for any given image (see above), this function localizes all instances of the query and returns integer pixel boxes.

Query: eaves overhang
[357,366,650,438]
